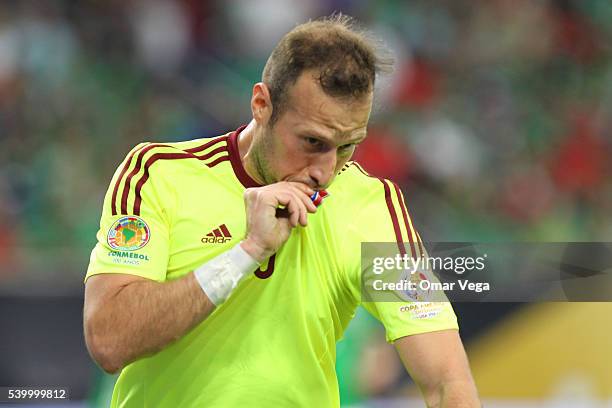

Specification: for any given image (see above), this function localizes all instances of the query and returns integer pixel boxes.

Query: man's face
[254,71,373,190]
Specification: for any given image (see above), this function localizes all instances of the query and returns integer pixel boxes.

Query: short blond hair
[262,14,393,124]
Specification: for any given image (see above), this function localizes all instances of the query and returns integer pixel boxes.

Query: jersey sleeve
[85,143,173,283]
[349,176,458,343]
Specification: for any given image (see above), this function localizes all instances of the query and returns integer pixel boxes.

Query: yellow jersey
[86,126,458,407]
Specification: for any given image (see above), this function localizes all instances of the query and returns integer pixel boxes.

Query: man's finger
[286,198,302,227]
[286,184,318,213]
[275,191,306,227]
[287,182,315,196]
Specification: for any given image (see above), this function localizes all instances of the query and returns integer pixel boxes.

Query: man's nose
[308,150,337,188]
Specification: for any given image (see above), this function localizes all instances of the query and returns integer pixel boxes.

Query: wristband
[194,242,260,306]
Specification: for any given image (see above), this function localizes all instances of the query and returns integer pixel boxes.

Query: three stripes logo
[201,224,232,244]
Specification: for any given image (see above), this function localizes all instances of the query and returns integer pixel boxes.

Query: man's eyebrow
[338,132,367,145]
[300,129,332,140]
[300,129,366,145]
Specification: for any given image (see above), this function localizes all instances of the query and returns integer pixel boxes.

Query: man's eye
[338,144,355,153]
[304,137,325,149]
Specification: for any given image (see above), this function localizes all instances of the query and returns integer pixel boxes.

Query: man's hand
[85,182,317,373]
[241,182,317,263]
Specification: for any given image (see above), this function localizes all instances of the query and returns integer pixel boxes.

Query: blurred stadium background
[0,0,611,406]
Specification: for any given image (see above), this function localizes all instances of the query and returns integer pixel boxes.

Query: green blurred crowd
[1,0,610,404]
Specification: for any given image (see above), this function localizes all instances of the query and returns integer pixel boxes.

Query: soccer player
[83,15,479,407]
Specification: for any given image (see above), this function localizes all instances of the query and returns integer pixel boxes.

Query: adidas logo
[201,224,232,244]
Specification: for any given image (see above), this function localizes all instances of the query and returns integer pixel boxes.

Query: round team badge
[399,269,432,302]
[107,216,150,251]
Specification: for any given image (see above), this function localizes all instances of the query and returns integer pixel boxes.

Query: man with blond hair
[84,15,479,407]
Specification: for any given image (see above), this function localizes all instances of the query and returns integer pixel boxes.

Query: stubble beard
[252,126,277,186]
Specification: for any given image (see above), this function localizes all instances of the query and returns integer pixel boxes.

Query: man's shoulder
[333,161,390,201]
[331,160,412,220]
[121,133,232,174]
[108,133,233,207]
[138,133,230,157]
[329,161,417,246]
[158,133,230,153]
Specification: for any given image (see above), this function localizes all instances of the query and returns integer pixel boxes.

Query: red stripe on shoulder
[131,141,231,215]
[111,143,148,216]
[206,155,229,168]
[119,143,171,215]
[117,137,228,215]
[350,162,370,177]
[392,182,417,258]
[198,145,227,161]
[349,162,406,255]
[132,151,193,215]
[400,189,424,257]
[379,179,406,256]
[185,136,228,154]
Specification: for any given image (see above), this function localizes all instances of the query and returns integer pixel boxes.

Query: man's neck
[236,121,266,185]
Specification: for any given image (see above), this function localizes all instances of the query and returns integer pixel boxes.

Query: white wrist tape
[194,243,260,306]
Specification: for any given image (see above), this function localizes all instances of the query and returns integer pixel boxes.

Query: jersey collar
[227,125,263,188]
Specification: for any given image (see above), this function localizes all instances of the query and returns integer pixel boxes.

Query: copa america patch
[107,216,151,251]
[399,302,443,320]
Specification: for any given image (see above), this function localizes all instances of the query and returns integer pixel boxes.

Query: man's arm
[394,329,480,408]
[84,181,317,374]
[84,272,213,374]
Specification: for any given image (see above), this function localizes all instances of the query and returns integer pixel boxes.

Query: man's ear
[251,82,273,125]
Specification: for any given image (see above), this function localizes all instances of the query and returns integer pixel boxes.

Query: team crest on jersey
[400,268,432,302]
[107,216,150,251]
